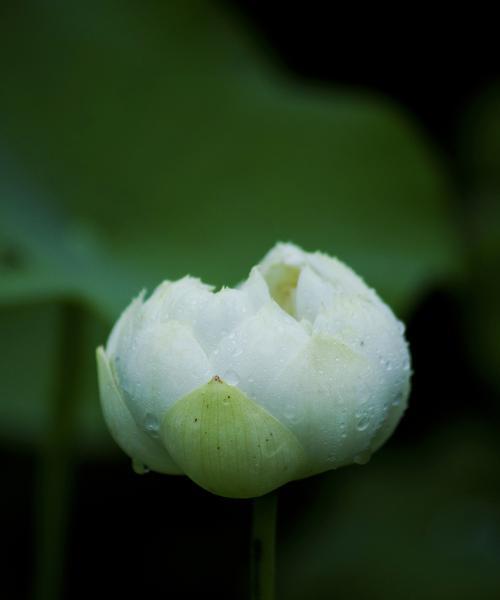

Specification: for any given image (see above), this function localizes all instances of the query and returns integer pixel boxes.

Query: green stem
[34,301,84,600]
[250,491,278,600]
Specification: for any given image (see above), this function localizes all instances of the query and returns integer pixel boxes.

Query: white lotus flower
[97,242,411,498]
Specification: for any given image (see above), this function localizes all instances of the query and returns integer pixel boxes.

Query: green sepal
[161,376,307,498]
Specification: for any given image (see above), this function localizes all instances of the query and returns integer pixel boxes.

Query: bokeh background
[1,2,499,599]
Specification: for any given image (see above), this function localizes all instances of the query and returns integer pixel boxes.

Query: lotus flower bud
[97,243,411,498]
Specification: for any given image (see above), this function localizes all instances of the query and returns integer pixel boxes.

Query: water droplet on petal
[327,453,337,464]
[224,370,239,386]
[356,414,370,431]
[353,451,371,465]
[284,405,299,424]
[132,459,150,475]
[391,393,400,407]
[144,413,159,437]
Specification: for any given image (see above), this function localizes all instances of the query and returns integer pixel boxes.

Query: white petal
[97,347,181,474]
[114,320,213,427]
[307,252,375,298]
[258,242,308,270]
[106,291,144,358]
[369,376,410,453]
[193,287,255,355]
[143,276,214,325]
[138,280,172,321]
[295,265,336,323]
[313,294,411,400]
[265,334,395,473]
[237,267,271,310]
[210,303,309,405]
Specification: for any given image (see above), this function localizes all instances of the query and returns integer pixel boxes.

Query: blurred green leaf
[280,424,500,600]
[0,152,144,320]
[0,0,462,450]
[0,303,59,445]
[0,302,113,451]
[0,0,460,313]
[456,85,500,390]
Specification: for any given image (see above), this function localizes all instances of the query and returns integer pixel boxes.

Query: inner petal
[295,265,336,323]
[261,263,300,317]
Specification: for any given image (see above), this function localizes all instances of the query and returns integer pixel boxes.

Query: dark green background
[1,2,499,599]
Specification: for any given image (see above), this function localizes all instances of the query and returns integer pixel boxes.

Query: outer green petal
[96,346,181,475]
[161,377,307,498]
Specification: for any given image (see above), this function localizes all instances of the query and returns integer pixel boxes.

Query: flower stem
[34,301,84,600]
[250,491,278,600]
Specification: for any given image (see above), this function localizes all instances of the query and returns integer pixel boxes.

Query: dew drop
[354,451,371,465]
[144,413,159,437]
[284,405,298,424]
[356,415,370,431]
[224,370,239,386]
[392,391,404,407]
[132,459,150,475]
